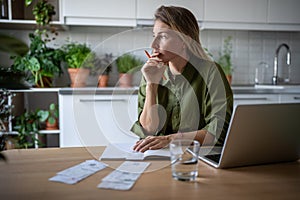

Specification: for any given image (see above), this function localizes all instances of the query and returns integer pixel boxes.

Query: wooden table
[0,147,299,200]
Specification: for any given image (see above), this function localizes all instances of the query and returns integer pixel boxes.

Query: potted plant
[37,103,59,130]
[0,33,29,160]
[31,0,55,27]
[11,0,63,88]
[13,110,43,149]
[90,53,113,87]
[217,36,234,84]
[63,42,95,87]
[0,89,16,152]
[116,54,143,87]
[12,33,64,87]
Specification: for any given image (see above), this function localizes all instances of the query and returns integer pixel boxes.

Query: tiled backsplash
[201,30,300,85]
[1,27,299,85]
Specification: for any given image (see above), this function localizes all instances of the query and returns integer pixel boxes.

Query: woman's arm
[139,83,160,134]
[133,129,215,152]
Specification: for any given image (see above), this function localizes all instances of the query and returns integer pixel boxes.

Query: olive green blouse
[131,55,233,146]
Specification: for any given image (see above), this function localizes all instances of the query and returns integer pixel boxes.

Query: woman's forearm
[139,83,160,134]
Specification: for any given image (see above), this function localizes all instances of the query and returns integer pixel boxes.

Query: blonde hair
[154,6,211,61]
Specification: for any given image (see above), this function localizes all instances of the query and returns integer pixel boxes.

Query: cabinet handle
[294,97,300,100]
[234,98,268,101]
[80,99,127,102]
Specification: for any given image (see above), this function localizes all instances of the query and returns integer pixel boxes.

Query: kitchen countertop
[58,85,300,95]
[232,84,300,94]
[59,87,139,95]
[10,85,299,95]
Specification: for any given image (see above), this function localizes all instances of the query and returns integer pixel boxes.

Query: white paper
[100,143,170,160]
[49,160,107,184]
[97,161,150,190]
[97,181,135,191]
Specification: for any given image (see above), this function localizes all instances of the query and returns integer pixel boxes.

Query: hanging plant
[25,0,55,27]
[33,0,55,26]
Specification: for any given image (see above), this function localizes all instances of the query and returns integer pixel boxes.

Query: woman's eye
[160,34,167,39]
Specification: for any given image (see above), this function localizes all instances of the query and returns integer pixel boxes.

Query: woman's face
[151,20,185,63]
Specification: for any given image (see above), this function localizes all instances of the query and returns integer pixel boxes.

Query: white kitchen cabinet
[59,89,139,147]
[202,0,300,31]
[233,94,280,107]
[204,0,267,23]
[268,0,300,24]
[62,0,136,26]
[279,94,300,103]
[136,0,204,23]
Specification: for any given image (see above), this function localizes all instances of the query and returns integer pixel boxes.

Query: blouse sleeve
[130,76,147,139]
[201,62,233,146]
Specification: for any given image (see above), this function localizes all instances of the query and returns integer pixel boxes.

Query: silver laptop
[199,103,300,168]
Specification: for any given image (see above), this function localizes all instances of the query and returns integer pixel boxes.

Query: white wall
[1,26,300,86]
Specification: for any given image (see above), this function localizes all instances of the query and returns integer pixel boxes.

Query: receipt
[98,161,150,190]
[49,160,107,185]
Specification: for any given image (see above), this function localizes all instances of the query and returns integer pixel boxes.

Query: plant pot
[68,68,90,87]
[119,73,132,88]
[226,75,232,85]
[5,136,17,150]
[45,119,58,130]
[98,75,109,87]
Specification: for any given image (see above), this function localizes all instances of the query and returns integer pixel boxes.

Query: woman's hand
[141,56,166,84]
[133,135,171,153]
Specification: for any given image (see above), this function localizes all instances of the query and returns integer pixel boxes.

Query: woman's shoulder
[189,55,219,76]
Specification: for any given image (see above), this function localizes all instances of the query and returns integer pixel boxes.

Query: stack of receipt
[98,161,150,190]
[49,160,107,184]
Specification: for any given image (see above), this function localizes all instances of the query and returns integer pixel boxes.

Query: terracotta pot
[98,75,109,87]
[226,75,232,85]
[119,73,132,87]
[68,68,90,87]
[45,119,59,130]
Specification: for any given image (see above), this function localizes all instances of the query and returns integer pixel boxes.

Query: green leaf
[49,103,56,111]
[28,57,40,71]
[25,0,33,7]
[37,110,49,122]
[48,116,55,125]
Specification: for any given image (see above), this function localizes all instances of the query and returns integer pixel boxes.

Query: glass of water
[170,139,200,181]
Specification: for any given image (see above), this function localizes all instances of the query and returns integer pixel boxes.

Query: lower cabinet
[233,94,280,107]
[279,94,300,103]
[59,89,300,147]
[59,91,139,147]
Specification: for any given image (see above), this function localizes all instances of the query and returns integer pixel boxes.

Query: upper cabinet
[204,0,267,23]
[267,0,300,24]
[1,0,299,31]
[202,0,300,31]
[62,0,136,27]
[136,0,204,25]
[0,0,63,25]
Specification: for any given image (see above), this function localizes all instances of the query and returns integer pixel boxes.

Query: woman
[131,6,233,152]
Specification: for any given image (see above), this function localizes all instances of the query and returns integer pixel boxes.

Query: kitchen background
[1,0,300,86]
[1,26,300,86]
[1,0,300,149]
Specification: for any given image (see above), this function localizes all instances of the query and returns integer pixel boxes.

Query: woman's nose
[151,37,159,49]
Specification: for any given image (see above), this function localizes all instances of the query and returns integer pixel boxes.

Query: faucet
[272,43,291,85]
